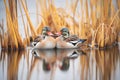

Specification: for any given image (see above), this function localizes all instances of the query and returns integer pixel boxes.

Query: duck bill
[47,32,53,36]
[55,32,61,36]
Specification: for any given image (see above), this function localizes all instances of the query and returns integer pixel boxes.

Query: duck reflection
[31,49,85,72]
[0,46,120,80]
[31,49,56,72]
[59,57,70,71]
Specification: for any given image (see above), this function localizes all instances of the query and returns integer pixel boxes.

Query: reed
[3,0,25,50]
[20,0,37,38]
[1,0,120,49]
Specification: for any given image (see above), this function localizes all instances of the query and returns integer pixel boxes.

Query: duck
[56,27,87,49]
[33,26,56,49]
[31,26,53,46]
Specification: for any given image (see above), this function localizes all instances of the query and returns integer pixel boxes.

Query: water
[0,46,120,80]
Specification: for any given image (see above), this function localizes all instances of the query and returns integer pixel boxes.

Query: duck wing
[31,35,43,46]
[34,35,43,42]
[78,39,87,43]
[65,35,79,42]
[65,35,87,45]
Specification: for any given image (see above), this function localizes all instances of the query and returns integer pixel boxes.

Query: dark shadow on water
[0,46,120,80]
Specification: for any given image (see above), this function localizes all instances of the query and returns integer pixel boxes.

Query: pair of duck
[32,26,86,49]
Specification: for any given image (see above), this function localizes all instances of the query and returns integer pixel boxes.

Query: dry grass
[1,0,120,49]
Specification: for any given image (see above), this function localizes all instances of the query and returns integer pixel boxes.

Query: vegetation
[0,0,120,50]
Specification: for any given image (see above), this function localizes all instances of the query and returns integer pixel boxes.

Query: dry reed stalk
[18,0,30,46]
[0,22,7,48]
[85,0,89,23]
[39,0,48,23]
[3,33,8,49]
[20,0,37,38]
[36,0,39,25]
[10,0,25,48]
[12,18,25,48]
[98,23,105,48]
[0,22,3,47]
[8,0,17,21]
[36,0,50,33]
[4,0,18,49]
[104,0,110,19]
[115,15,120,34]
[109,10,120,27]
[49,5,63,32]
[111,2,116,18]
[77,0,92,44]
[117,0,120,9]
[71,0,79,34]
[0,32,2,45]
[37,0,67,33]
[90,0,97,29]
[36,22,45,34]
[4,0,25,49]
[35,13,46,34]
[79,23,91,44]
[23,25,30,46]
[79,0,83,37]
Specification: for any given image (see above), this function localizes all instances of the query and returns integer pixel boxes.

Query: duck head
[60,27,70,39]
[59,58,70,71]
[42,26,52,36]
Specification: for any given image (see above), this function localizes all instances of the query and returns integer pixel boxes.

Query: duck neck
[62,36,68,40]
[60,35,66,41]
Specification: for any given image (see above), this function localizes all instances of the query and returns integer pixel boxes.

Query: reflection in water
[79,47,120,80]
[0,46,120,80]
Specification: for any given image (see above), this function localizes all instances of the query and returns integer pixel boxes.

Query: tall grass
[1,0,120,49]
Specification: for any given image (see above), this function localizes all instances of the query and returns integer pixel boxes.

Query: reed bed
[1,0,120,49]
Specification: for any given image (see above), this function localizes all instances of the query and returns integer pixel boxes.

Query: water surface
[0,46,120,80]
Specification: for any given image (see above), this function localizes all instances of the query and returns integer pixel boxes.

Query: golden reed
[0,0,120,50]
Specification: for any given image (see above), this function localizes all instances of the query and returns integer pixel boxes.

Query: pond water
[0,46,120,80]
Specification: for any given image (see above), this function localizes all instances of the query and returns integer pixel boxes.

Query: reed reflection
[0,47,120,80]
[79,46,120,80]
[0,50,26,80]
